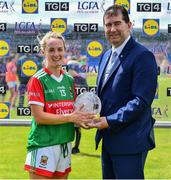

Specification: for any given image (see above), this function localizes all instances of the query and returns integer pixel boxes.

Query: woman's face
[44,38,65,68]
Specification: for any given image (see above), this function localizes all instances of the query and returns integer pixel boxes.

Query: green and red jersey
[27,68,75,151]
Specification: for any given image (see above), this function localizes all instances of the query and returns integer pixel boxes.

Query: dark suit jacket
[96,37,158,154]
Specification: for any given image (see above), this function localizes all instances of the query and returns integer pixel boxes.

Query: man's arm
[90,51,158,130]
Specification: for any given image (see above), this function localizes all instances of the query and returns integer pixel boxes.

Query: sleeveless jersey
[27,68,75,151]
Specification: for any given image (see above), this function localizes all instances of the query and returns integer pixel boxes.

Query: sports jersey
[27,67,75,151]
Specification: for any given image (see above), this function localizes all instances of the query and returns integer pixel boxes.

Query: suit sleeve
[106,51,158,130]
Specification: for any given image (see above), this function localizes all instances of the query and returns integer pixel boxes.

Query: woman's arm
[30,104,95,126]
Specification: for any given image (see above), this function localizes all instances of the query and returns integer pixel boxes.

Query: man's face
[104,13,132,47]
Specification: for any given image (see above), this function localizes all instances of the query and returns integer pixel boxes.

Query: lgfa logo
[0,1,15,13]
[0,102,10,119]
[50,18,67,35]
[77,1,99,13]
[152,105,169,119]
[14,22,39,34]
[22,0,38,14]
[167,2,171,14]
[143,19,160,37]
[114,0,130,13]
[21,60,38,77]
[0,40,10,57]
[87,41,103,57]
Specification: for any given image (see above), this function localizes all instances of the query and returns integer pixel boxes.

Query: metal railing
[0,119,171,128]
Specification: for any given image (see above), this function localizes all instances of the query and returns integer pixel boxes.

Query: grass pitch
[0,127,170,179]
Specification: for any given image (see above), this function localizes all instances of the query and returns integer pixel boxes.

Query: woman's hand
[69,105,96,127]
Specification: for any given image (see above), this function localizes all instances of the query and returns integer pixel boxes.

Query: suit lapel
[101,56,121,90]
[98,37,136,94]
[97,50,112,87]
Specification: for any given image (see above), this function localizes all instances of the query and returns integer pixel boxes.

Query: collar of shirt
[112,35,131,56]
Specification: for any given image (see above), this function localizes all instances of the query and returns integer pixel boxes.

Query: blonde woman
[24,31,95,179]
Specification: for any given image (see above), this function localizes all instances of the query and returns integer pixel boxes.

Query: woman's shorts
[24,142,72,177]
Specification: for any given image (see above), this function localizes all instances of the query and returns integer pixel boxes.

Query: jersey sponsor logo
[45,2,69,11]
[46,100,74,115]
[47,101,73,109]
[114,0,130,14]
[21,60,38,77]
[87,41,103,57]
[50,18,67,35]
[143,19,160,37]
[0,102,10,119]
[56,108,73,114]
[22,0,38,14]
[0,39,10,56]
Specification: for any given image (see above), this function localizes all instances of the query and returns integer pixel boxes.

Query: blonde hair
[40,31,66,52]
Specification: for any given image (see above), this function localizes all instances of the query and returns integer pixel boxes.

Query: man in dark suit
[89,5,158,179]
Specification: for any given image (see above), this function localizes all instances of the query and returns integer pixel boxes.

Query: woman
[24,31,94,179]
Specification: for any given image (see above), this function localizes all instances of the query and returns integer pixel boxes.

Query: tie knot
[111,51,117,63]
[112,51,117,57]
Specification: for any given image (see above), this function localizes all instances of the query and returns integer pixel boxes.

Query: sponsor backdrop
[0,0,171,121]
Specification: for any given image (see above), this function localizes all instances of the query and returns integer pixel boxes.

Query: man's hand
[87,117,109,129]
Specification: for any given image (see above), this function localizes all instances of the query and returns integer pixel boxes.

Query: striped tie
[103,51,118,83]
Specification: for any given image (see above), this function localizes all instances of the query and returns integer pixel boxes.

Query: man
[89,5,158,179]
